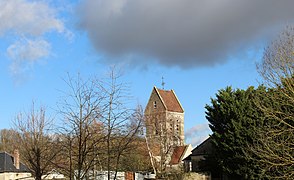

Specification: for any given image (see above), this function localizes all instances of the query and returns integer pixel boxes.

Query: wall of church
[166,111,185,146]
[144,87,185,150]
[144,89,166,138]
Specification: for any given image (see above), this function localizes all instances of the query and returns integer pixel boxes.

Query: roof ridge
[154,86,168,110]
[171,89,184,112]
[156,87,184,113]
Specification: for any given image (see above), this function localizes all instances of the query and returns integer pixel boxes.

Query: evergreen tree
[205,86,267,179]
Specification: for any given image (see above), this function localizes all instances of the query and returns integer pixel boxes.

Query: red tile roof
[156,88,184,113]
[170,146,187,165]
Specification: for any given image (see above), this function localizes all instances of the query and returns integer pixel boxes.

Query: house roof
[0,152,30,173]
[191,137,213,156]
[155,87,184,113]
[182,138,214,162]
[170,145,188,165]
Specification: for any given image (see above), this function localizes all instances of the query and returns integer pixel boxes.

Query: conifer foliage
[206,26,294,179]
[205,86,266,179]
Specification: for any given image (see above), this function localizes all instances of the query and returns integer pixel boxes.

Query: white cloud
[0,0,64,36]
[190,135,210,148]
[185,123,211,147]
[8,38,51,76]
[0,0,68,78]
[77,0,294,68]
[7,38,50,62]
[185,123,210,138]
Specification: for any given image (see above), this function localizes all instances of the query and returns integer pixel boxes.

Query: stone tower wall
[144,88,185,146]
[145,88,165,138]
[166,111,185,146]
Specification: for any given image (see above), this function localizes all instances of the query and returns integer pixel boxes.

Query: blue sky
[1,0,294,146]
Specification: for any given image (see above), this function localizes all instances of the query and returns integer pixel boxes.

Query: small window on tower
[153,101,157,109]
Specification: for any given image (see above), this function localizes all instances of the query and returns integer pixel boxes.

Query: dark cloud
[77,0,294,68]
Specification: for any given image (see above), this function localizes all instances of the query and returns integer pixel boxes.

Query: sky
[1,0,294,147]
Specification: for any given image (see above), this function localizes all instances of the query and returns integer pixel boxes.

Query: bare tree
[257,26,294,128]
[57,73,105,180]
[257,26,294,88]
[58,68,143,180]
[0,128,20,153]
[253,26,294,179]
[14,102,59,180]
[145,117,175,178]
[96,68,143,179]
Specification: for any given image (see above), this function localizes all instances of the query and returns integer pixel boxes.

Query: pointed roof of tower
[154,87,184,113]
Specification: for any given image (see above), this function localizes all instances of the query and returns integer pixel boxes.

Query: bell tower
[144,86,185,146]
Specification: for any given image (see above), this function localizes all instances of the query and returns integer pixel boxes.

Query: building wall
[183,172,211,180]
[144,88,185,146]
[166,111,184,146]
[144,88,167,139]
[191,155,206,172]
[0,172,33,180]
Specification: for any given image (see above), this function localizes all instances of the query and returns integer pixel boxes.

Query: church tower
[144,86,185,146]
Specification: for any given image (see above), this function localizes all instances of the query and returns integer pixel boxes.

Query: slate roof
[155,87,184,113]
[182,138,213,162]
[191,137,213,156]
[0,152,30,173]
[170,145,188,165]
